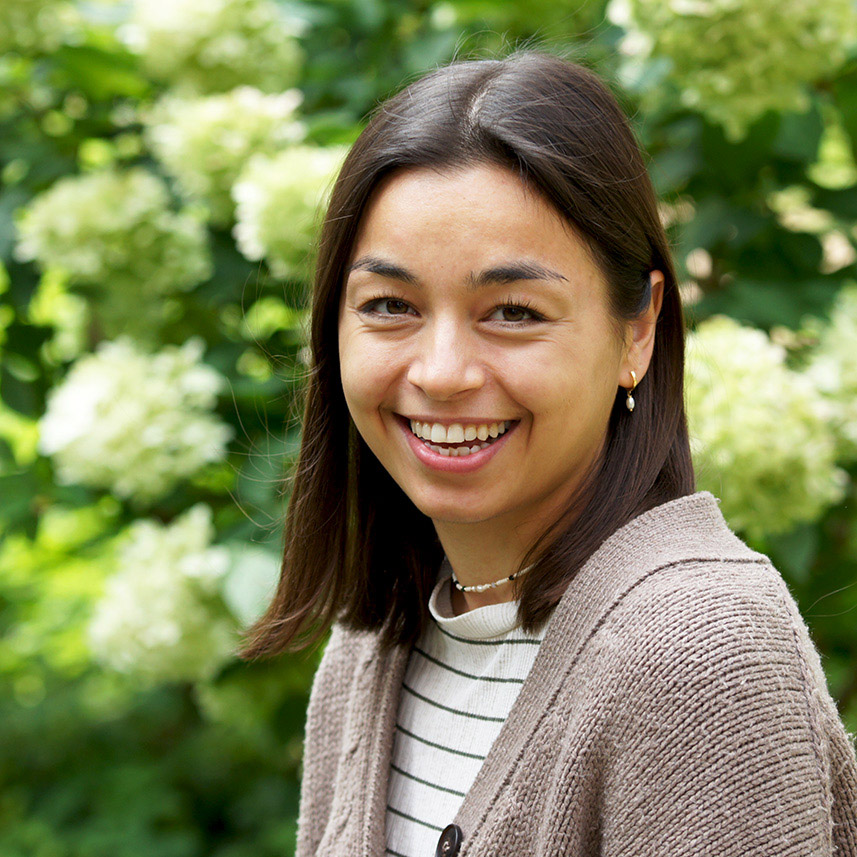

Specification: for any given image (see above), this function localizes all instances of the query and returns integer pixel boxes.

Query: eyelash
[491,296,544,324]
[357,293,546,325]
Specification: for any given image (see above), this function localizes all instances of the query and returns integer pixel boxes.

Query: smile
[408,418,513,457]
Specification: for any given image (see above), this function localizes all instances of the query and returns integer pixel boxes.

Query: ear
[620,270,664,388]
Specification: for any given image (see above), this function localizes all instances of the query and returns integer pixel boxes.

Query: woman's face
[338,163,641,534]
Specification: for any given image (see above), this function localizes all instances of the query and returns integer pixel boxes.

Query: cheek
[338,331,392,413]
[337,330,364,411]
[515,351,618,427]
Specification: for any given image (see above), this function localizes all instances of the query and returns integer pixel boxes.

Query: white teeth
[425,441,491,455]
[446,423,465,443]
[409,418,514,445]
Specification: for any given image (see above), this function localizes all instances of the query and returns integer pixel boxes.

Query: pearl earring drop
[626,370,638,413]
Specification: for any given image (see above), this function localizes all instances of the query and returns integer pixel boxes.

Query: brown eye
[385,299,409,314]
[487,302,543,324]
[501,306,528,322]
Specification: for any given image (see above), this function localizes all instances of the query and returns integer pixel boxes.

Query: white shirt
[384,562,549,857]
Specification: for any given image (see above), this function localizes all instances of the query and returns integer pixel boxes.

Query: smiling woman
[239,51,857,857]
[338,164,663,611]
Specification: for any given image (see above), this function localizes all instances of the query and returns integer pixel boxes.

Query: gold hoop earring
[626,370,638,413]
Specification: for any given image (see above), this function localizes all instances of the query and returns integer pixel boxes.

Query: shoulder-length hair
[239,49,695,659]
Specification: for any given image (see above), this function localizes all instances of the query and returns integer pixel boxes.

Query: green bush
[2,0,857,852]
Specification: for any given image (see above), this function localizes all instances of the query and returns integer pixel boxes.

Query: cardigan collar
[351,491,763,857]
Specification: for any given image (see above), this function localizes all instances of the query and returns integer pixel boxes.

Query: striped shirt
[384,561,549,857]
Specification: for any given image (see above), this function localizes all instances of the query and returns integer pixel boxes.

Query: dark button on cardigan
[435,823,463,857]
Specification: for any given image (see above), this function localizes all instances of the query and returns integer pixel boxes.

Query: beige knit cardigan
[295,492,857,857]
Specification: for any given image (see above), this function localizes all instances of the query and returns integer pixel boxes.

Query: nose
[406,319,486,401]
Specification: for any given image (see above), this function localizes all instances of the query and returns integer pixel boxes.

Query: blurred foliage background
[2,0,857,853]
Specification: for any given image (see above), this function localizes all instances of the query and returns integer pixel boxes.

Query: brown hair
[239,50,695,659]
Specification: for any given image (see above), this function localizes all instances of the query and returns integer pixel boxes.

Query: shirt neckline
[428,559,525,640]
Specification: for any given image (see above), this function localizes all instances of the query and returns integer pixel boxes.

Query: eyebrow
[348,255,568,290]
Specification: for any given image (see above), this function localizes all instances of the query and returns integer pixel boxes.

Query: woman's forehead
[363,162,543,216]
[349,163,588,268]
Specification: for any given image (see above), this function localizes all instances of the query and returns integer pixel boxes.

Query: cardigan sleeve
[599,563,857,857]
[295,623,354,857]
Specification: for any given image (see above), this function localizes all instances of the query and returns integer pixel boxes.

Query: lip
[395,414,518,473]
[403,415,516,427]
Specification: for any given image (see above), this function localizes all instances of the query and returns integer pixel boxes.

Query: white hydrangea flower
[14,167,212,297]
[232,145,347,280]
[0,0,80,54]
[609,0,857,141]
[37,336,234,504]
[121,0,303,94]
[686,315,846,541]
[805,284,857,460]
[143,87,305,226]
[88,504,237,683]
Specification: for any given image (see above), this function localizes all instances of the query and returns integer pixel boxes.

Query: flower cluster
[121,0,303,94]
[685,315,846,541]
[0,0,80,55]
[232,145,346,280]
[14,167,211,297]
[88,504,237,684]
[37,336,234,504]
[805,284,857,461]
[144,87,305,226]
[608,0,857,141]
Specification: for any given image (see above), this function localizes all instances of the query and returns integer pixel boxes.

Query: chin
[410,498,500,526]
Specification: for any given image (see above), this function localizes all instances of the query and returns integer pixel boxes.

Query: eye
[359,297,415,317]
[377,299,410,315]
[486,303,544,324]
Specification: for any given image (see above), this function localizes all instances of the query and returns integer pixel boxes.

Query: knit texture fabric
[296,492,857,857]
[385,566,547,856]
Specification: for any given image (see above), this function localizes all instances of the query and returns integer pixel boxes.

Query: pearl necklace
[450,562,537,593]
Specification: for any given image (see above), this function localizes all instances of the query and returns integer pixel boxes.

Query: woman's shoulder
[585,492,837,711]
[593,491,790,618]
[608,505,807,661]
[601,530,842,732]
[560,492,785,655]
[616,550,802,658]
[583,506,857,856]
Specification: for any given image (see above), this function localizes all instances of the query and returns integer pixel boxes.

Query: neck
[434,516,539,614]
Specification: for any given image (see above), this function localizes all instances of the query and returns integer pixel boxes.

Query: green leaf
[832,63,857,160]
[0,362,41,418]
[649,146,699,195]
[0,468,39,538]
[0,187,31,262]
[732,230,825,280]
[4,320,52,360]
[50,44,150,101]
[767,523,820,585]
[699,110,779,186]
[812,184,857,220]
[676,196,733,249]
[695,277,841,329]
[772,103,824,163]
